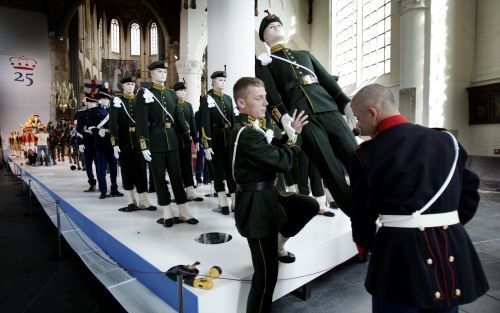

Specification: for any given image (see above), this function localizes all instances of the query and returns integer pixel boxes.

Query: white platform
[8,157,357,313]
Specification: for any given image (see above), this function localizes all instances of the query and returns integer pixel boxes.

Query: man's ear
[236,97,245,111]
[368,107,378,120]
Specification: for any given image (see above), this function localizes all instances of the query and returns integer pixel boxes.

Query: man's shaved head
[350,84,399,137]
[351,84,396,112]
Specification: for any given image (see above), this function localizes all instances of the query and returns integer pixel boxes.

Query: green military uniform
[109,91,149,195]
[232,114,318,313]
[199,75,236,195]
[135,82,191,207]
[173,82,198,189]
[256,13,356,216]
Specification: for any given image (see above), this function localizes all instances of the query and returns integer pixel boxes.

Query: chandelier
[51,81,76,112]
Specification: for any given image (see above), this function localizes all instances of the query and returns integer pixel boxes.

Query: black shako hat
[97,88,113,99]
[259,10,282,42]
[172,81,187,91]
[120,76,135,84]
[210,71,227,79]
[148,60,168,70]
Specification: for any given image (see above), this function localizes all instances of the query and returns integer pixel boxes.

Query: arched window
[110,18,120,53]
[150,22,158,55]
[131,22,141,56]
[334,0,391,87]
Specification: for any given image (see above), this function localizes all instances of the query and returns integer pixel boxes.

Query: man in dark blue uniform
[89,90,123,199]
[350,84,489,313]
[76,98,98,192]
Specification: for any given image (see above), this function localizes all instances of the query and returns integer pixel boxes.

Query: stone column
[399,0,430,125]
[175,0,207,110]
[207,0,254,103]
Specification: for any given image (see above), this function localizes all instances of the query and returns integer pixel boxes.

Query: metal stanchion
[27,179,32,214]
[177,271,184,313]
[56,200,62,258]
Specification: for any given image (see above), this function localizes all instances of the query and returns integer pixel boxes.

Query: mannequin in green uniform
[199,70,236,214]
[109,76,155,212]
[172,81,202,201]
[256,11,357,216]
[135,61,198,228]
[232,77,318,313]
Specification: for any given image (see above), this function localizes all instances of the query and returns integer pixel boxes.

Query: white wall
[0,7,51,157]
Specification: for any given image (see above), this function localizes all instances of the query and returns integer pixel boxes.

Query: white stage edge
[8,157,357,313]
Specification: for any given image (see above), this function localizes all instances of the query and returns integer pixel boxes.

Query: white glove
[281,114,296,141]
[344,103,358,129]
[142,149,152,162]
[98,128,106,137]
[196,142,200,152]
[257,52,273,66]
[79,144,85,153]
[113,146,121,159]
[204,148,214,161]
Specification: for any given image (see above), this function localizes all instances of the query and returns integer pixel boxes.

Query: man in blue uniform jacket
[349,84,488,313]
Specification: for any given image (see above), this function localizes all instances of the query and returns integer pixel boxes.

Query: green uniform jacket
[199,90,234,149]
[135,86,190,152]
[255,45,351,124]
[109,95,138,151]
[232,114,302,238]
[176,99,198,149]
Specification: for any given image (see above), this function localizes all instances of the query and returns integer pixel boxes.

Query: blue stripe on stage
[13,161,198,312]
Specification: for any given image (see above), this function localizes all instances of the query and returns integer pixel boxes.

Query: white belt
[379,211,460,229]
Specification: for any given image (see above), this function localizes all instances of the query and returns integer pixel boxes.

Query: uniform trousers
[210,147,236,193]
[300,111,356,215]
[119,149,147,193]
[246,193,318,313]
[178,145,195,187]
[195,146,210,183]
[95,147,118,194]
[298,151,324,197]
[150,151,187,206]
[83,146,97,186]
[373,297,458,313]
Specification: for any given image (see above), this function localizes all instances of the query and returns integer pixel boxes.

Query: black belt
[237,179,275,192]
[285,74,319,91]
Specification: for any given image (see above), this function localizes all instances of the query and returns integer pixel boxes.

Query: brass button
[426,258,433,265]
[419,226,425,231]
[449,256,455,262]
[434,291,441,299]
[443,225,448,230]
[455,289,461,296]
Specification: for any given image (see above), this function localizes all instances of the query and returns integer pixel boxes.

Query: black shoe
[139,205,157,211]
[318,210,335,217]
[84,185,96,192]
[99,193,107,199]
[109,191,124,197]
[156,218,175,228]
[278,251,296,263]
[119,204,139,212]
[329,201,339,209]
[221,206,230,215]
[179,217,199,225]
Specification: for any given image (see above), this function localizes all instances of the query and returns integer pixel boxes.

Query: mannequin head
[122,82,136,95]
[173,81,187,99]
[259,12,285,47]
[148,61,168,84]
[100,98,110,108]
[211,71,227,92]
[104,82,109,89]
